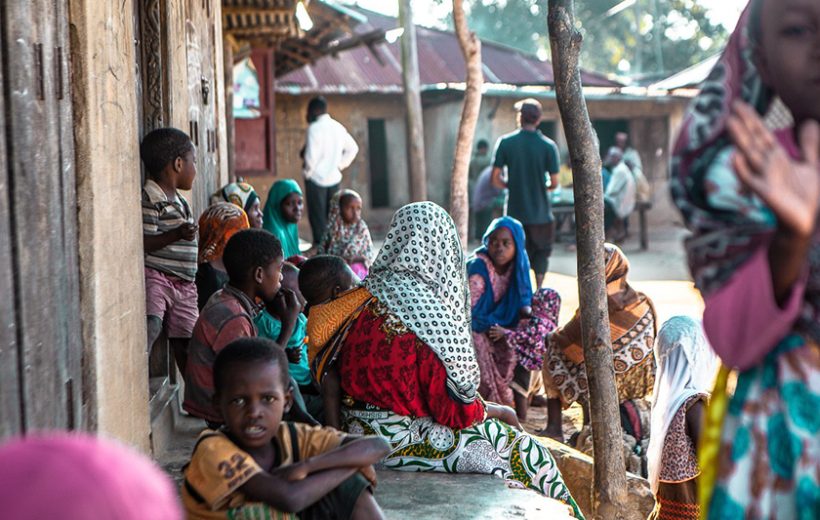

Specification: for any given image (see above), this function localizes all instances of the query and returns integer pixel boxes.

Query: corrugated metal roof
[276,6,620,94]
[648,54,720,92]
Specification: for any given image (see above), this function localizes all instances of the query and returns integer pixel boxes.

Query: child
[263,179,304,259]
[299,255,361,428]
[467,217,533,412]
[183,228,299,424]
[140,127,199,372]
[212,181,264,229]
[181,338,389,520]
[317,190,373,279]
[670,1,819,516]
[647,317,717,520]
[196,202,250,310]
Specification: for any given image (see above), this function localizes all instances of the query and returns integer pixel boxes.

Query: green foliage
[432,0,730,79]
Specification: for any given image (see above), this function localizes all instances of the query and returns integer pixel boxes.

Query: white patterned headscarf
[365,202,479,403]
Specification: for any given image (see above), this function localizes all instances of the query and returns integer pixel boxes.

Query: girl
[195,202,249,310]
[468,217,533,410]
[671,0,819,516]
[262,179,304,259]
[211,181,264,229]
[647,317,717,520]
[317,189,373,279]
[542,244,656,440]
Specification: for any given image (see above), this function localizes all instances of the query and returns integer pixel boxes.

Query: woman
[542,244,656,439]
[262,179,303,259]
[671,0,819,515]
[647,317,717,520]
[308,202,583,518]
[211,181,263,229]
[195,202,250,309]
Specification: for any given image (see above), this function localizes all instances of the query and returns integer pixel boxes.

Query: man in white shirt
[302,96,359,244]
[603,146,636,242]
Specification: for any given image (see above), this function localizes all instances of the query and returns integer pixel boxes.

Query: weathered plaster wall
[69,0,150,451]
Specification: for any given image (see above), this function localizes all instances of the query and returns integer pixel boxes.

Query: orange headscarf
[197,202,249,264]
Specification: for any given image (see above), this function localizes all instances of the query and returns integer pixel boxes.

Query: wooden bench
[552,200,652,250]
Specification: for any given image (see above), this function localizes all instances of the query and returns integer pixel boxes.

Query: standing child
[263,179,304,259]
[671,0,820,516]
[182,338,388,520]
[647,317,717,520]
[468,217,533,412]
[317,190,373,279]
[140,127,199,372]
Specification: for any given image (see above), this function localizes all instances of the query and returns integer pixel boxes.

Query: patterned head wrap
[211,182,259,213]
[197,202,250,264]
[365,202,479,403]
[0,434,182,519]
[317,189,373,266]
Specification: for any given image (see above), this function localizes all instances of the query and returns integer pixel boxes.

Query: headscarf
[262,179,302,259]
[647,316,718,494]
[197,202,250,263]
[467,216,533,332]
[0,434,182,519]
[550,244,655,364]
[508,288,561,371]
[318,189,373,266]
[365,202,479,404]
[211,181,259,214]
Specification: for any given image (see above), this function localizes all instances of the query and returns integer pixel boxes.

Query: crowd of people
[0,1,815,519]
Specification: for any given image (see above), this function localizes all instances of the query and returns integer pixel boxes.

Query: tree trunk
[547,1,634,518]
[399,0,427,202]
[449,0,483,249]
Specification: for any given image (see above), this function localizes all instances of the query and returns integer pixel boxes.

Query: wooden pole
[547,1,634,518]
[449,0,483,248]
[223,38,236,181]
[399,0,427,201]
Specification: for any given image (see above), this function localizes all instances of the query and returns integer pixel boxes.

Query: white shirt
[605,161,636,219]
[303,114,359,187]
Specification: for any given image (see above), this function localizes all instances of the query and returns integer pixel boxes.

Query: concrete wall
[69,0,150,451]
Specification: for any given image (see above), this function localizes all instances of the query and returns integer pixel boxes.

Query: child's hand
[488,325,507,342]
[728,102,820,238]
[486,402,522,430]
[175,222,198,241]
[270,289,301,324]
[519,306,533,319]
[358,464,378,488]
[285,347,302,364]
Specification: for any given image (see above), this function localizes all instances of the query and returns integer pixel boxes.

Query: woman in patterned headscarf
[195,202,249,309]
[211,181,263,229]
[670,0,819,516]
[306,202,583,517]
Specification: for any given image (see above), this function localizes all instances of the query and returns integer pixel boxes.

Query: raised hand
[727,101,820,238]
[269,288,301,324]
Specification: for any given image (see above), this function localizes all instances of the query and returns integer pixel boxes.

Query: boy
[182,338,388,520]
[183,229,300,424]
[141,128,199,371]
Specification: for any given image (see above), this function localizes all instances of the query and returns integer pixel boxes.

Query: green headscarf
[262,179,302,258]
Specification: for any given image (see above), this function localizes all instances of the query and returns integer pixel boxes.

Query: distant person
[302,96,359,245]
[263,179,305,259]
[615,132,651,204]
[211,181,265,229]
[602,146,636,242]
[471,166,506,241]
[491,99,561,289]
[317,189,373,279]
[140,127,199,373]
[468,139,492,240]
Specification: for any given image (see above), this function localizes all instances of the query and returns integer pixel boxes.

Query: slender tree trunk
[548,1,634,518]
[399,0,427,201]
[449,0,483,248]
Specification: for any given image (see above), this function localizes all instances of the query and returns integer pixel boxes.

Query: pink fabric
[0,434,182,520]
[350,261,368,280]
[703,246,808,370]
[145,267,199,338]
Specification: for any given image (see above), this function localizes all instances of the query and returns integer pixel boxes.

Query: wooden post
[547,1,634,518]
[399,0,427,201]
[449,0,483,248]
[224,37,236,180]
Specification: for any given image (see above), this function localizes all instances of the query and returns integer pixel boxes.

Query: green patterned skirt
[342,402,584,519]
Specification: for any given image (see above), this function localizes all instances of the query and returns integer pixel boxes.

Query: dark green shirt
[492,129,560,224]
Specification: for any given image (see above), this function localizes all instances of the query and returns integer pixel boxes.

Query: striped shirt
[142,179,198,281]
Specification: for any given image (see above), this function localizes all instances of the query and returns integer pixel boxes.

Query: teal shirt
[254,311,311,387]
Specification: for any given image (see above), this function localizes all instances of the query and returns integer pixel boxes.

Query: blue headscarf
[467,216,533,333]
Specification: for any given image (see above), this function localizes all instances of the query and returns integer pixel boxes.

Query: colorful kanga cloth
[262,179,302,259]
[544,244,656,407]
[317,190,373,270]
[197,202,250,264]
[211,182,260,215]
[506,288,562,371]
[669,2,820,517]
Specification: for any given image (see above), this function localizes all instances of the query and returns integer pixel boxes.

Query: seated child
[263,179,304,259]
[196,202,250,310]
[211,181,264,229]
[140,127,199,372]
[299,255,361,429]
[183,228,293,423]
[317,190,373,279]
[182,338,389,520]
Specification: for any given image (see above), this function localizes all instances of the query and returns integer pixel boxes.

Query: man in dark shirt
[491,99,560,289]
